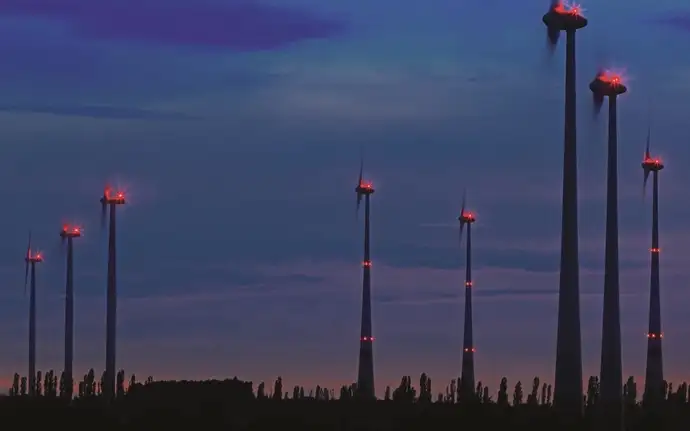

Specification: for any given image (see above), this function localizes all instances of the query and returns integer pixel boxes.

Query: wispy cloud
[0,0,347,50]
[0,104,199,120]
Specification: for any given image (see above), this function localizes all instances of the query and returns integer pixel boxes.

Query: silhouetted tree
[392,376,415,402]
[676,382,688,404]
[482,386,490,404]
[257,382,266,399]
[11,373,19,396]
[475,381,483,401]
[384,386,391,401]
[498,377,509,407]
[116,369,125,397]
[419,373,432,403]
[546,384,552,405]
[272,377,282,400]
[540,382,547,405]
[291,385,299,400]
[146,376,153,385]
[129,374,136,393]
[85,368,96,396]
[624,376,637,406]
[528,377,540,405]
[449,379,457,404]
[513,381,523,406]
[663,380,669,401]
[36,370,42,396]
[586,376,599,408]
[59,371,66,398]
[20,376,27,396]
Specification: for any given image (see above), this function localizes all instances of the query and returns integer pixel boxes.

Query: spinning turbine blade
[459,190,466,245]
[356,157,364,213]
[643,125,652,197]
[24,231,31,295]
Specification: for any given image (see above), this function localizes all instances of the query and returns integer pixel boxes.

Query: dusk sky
[2,0,690,396]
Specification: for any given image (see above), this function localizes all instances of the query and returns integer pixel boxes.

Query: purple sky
[1,0,690,396]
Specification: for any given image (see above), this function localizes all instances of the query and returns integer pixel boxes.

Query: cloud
[656,11,690,33]
[0,104,199,120]
[0,0,346,50]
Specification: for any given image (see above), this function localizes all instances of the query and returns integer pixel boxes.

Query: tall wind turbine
[590,69,627,430]
[24,232,43,397]
[60,224,82,400]
[542,0,588,416]
[355,160,375,399]
[100,185,126,401]
[641,127,665,407]
[457,192,476,400]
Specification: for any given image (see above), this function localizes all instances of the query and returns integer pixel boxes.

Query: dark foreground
[3,376,690,430]
[2,397,689,430]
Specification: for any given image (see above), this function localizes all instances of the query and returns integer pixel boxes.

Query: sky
[1,0,690,397]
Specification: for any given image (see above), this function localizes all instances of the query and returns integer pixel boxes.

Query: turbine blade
[643,169,650,198]
[645,124,651,159]
[547,27,559,49]
[101,201,107,230]
[458,189,466,245]
[24,231,31,296]
[592,93,604,116]
[356,156,364,215]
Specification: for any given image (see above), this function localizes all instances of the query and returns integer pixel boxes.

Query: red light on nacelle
[360,336,375,342]
[650,248,660,253]
[363,260,372,267]
[465,281,473,288]
[464,347,476,353]
[554,1,584,17]
[647,332,663,339]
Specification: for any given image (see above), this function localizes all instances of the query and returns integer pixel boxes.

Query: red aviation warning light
[360,336,375,342]
[61,224,82,238]
[464,347,476,353]
[647,332,663,339]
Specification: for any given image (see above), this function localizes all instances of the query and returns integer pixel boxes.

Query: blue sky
[1,0,690,396]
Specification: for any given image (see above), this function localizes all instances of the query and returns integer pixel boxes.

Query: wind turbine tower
[100,185,126,401]
[590,69,627,430]
[542,0,587,416]
[60,224,82,400]
[355,161,375,399]
[458,193,476,400]
[641,128,665,406]
[24,232,43,397]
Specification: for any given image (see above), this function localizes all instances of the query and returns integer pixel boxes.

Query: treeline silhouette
[2,370,690,429]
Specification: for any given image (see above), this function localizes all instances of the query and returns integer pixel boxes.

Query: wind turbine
[100,184,126,401]
[542,0,588,416]
[641,127,665,407]
[355,159,375,399]
[60,224,82,400]
[24,232,43,397]
[590,69,627,430]
[458,191,476,401]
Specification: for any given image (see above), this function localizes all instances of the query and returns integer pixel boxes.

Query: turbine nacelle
[589,71,627,97]
[26,251,43,263]
[60,224,82,239]
[459,212,476,224]
[101,186,127,205]
[543,1,588,45]
[642,157,664,172]
[355,181,375,195]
